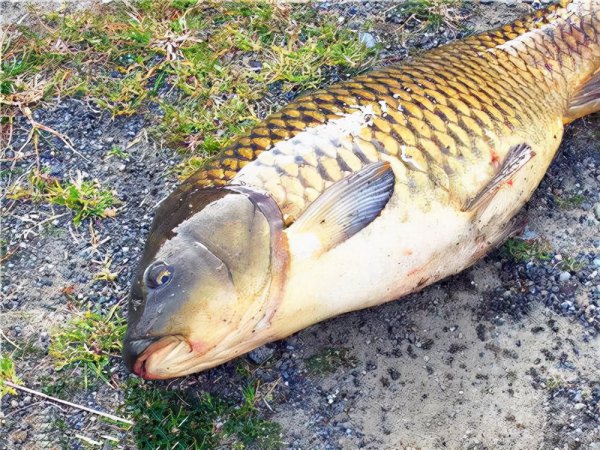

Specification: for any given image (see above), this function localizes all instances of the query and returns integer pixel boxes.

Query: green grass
[48,306,126,385]
[0,353,21,400]
[124,379,282,449]
[3,0,378,179]
[553,193,586,209]
[559,257,584,272]
[545,376,564,392]
[504,238,553,263]
[7,170,119,225]
[106,145,129,160]
[305,347,357,375]
[391,0,465,31]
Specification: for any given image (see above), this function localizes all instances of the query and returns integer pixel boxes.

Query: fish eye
[145,261,174,289]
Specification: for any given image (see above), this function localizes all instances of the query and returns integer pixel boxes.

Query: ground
[1,1,599,449]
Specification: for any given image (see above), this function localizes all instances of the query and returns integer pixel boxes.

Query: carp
[123,0,600,379]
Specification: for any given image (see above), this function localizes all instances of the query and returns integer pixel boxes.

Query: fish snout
[122,336,158,375]
[123,334,194,379]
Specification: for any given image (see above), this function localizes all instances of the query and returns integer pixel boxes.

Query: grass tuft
[504,238,553,263]
[7,170,119,225]
[305,347,357,375]
[124,379,282,449]
[553,193,586,209]
[392,0,465,31]
[48,306,126,384]
[0,354,21,400]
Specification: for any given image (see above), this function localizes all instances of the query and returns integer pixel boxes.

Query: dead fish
[123,0,600,379]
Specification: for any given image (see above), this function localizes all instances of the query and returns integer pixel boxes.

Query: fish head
[122,184,286,379]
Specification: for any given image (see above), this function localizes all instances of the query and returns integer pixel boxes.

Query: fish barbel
[123,0,600,379]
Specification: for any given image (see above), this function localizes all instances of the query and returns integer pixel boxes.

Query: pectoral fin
[463,143,535,212]
[565,69,600,123]
[288,161,395,256]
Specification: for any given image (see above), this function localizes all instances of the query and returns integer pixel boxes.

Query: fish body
[123,0,600,379]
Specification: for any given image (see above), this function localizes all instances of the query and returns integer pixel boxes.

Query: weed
[46,174,119,224]
[106,145,129,160]
[11,336,45,360]
[504,238,553,263]
[124,379,282,449]
[553,193,586,209]
[48,305,126,384]
[94,257,119,282]
[0,353,21,399]
[559,257,584,272]
[392,0,465,31]
[305,347,357,375]
[7,170,119,225]
[39,373,86,400]
[546,377,564,392]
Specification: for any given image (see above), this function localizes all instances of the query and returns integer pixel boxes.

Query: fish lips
[123,334,194,379]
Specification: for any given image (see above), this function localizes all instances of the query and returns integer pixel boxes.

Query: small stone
[593,203,600,221]
[9,430,28,444]
[593,258,600,268]
[559,271,571,282]
[574,403,585,410]
[561,301,573,310]
[359,32,377,49]
[247,346,275,365]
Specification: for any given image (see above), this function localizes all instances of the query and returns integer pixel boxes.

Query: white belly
[277,200,478,332]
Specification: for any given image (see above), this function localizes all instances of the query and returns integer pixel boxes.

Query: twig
[4,400,65,419]
[10,212,68,240]
[0,330,21,349]
[262,397,274,412]
[3,381,133,425]
[17,105,90,162]
[75,434,102,446]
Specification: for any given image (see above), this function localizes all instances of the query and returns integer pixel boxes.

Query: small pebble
[559,271,571,282]
[593,203,600,221]
[359,32,377,49]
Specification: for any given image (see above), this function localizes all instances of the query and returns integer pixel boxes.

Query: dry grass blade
[18,105,90,161]
[3,381,133,425]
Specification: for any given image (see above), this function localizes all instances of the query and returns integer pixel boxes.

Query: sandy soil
[1,1,599,449]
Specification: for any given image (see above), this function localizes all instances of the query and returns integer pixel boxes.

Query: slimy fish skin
[123,0,600,379]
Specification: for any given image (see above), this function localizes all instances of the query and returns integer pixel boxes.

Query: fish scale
[180,1,599,224]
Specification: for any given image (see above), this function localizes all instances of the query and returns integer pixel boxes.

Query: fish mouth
[126,335,195,380]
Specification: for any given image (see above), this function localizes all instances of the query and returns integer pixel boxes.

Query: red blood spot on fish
[191,341,208,354]
[507,180,514,187]
[407,266,423,277]
[490,150,500,168]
